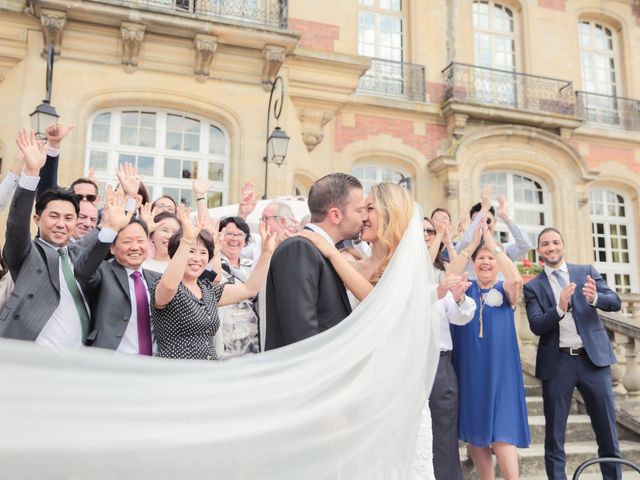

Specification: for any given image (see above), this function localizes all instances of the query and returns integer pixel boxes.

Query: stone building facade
[0,0,639,292]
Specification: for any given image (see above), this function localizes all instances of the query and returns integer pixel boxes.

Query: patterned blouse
[151,279,225,360]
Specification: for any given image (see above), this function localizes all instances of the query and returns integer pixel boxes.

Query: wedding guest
[423,217,447,276]
[151,195,177,216]
[73,200,99,241]
[216,216,260,359]
[456,186,532,279]
[150,209,276,360]
[449,219,530,480]
[430,208,457,264]
[142,212,182,273]
[423,216,475,480]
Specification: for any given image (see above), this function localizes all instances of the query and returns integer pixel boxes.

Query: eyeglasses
[224,232,247,240]
[154,203,174,212]
[261,215,282,223]
[77,194,97,202]
[423,228,436,236]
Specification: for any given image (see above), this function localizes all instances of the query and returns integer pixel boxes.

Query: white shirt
[117,267,156,355]
[545,262,583,348]
[436,292,476,352]
[305,223,336,247]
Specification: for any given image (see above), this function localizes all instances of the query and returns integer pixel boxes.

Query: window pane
[89,151,108,172]
[121,126,137,146]
[138,156,154,176]
[164,158,181,178]
[207,191,223,208]
[182,160,198,179]
[209,162,225,182]
[91,113,111,143]
[209,126,225,155]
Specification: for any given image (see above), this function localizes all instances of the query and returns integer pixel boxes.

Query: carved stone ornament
[262,45,286,91]
[120,22,146,73]
[40,9,67,56]
[298,109,332,151]
[443,180,459,199]
[193,34,218,82]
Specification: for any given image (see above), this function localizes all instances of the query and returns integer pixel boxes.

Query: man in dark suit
[76,217,160,354]
[0,129,130,349]
[265,173,366,350]
[524,227,622,480]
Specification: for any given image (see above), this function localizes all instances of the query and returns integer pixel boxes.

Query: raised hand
[104,189,135,232]
[44,123,74,150]
[449,272,471,303]
[16,129,47,176]
[139,202,159,233]
[582,275,597,304]
[559,283,576,312]
[481,184,494,211]
[212,228,225,253]
[178,205,200,243]
[98,185,114,228]
[497,195,510,223]
[88,167,97,183]
[115,162,141,198]
[482,218,498,250]
[469,216,485,249]
[258,221,279,254]
[192,178,211,198]
[238,181,258,219]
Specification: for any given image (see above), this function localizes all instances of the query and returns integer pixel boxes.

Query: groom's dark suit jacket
[265,235,352,350]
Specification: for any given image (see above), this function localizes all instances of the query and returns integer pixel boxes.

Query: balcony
[576,91,640,132]
[358,58,425,102]
[86,0,288,28]
[441,62,581,134]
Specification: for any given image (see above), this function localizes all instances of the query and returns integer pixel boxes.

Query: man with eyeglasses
[260,201,300,236]
[456,185,532,279]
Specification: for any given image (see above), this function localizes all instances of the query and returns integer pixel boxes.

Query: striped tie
[58,248,90,342]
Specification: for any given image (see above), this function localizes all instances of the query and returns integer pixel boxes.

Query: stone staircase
[461,373,640,479]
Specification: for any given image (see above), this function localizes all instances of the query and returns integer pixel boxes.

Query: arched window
[590,189,637,293]
[578,21,622,125]
[86,109,229,207]
[480,172,550,259]
[352,165,411,194]
[472,1,517,104]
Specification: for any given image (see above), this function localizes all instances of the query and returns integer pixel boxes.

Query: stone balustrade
[515,294,640,433]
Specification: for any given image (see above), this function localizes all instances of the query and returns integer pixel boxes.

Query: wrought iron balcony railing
[442,62,575,116]
[92,0,288,28]
[576,91,640,132]
[358,58,426,102]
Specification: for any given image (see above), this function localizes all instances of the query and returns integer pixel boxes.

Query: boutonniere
[483,288,504,307]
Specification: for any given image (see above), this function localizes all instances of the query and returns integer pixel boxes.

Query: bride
[299,182,455,479]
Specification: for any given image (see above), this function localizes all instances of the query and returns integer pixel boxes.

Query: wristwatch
[493,246,503,256]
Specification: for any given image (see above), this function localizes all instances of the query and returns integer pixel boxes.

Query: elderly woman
[150,209,276,360]
[449,219,530,480]
[216,216,260,359]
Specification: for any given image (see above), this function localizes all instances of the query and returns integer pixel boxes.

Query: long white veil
[0,206,438,480]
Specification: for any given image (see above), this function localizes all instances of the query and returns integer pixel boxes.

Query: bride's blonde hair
[370,182,414,285]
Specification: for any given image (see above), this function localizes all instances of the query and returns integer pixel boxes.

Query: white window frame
[85,108,230,208]
[590,188,638,294]
[578,21,619,96]
[352,165,412,195]
[480,171,552,260]
[472,1,518,105]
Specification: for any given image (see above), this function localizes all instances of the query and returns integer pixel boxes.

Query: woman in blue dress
[450,218,530,480]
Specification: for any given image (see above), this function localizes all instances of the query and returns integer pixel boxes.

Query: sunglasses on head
[78,194,98,202]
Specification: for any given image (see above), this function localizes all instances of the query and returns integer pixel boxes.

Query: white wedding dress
[0,207,439,480]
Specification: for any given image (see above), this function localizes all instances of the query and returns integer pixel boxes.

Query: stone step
[528,415,595,444]
[460,440,640,479]
[526,396,580,416]
[525,383,542,396]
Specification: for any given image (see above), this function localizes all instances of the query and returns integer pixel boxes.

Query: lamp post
[263,75,290,199]
[30,44,59,138]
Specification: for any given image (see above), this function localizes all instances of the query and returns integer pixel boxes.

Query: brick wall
[335,113,447,160]
[288,18,339,52]
[584,143,638,174]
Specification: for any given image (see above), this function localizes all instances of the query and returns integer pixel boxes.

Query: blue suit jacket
[523,263,620,380]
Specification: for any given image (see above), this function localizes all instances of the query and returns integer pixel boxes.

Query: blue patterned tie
[552,269,568,289]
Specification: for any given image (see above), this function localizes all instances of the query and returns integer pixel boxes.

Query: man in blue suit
[524,227,621,480]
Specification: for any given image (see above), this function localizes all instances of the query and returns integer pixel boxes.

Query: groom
[265,173,366,350]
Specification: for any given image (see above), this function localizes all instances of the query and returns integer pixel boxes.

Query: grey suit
[76,256,160,351]
[0,185,104,341]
